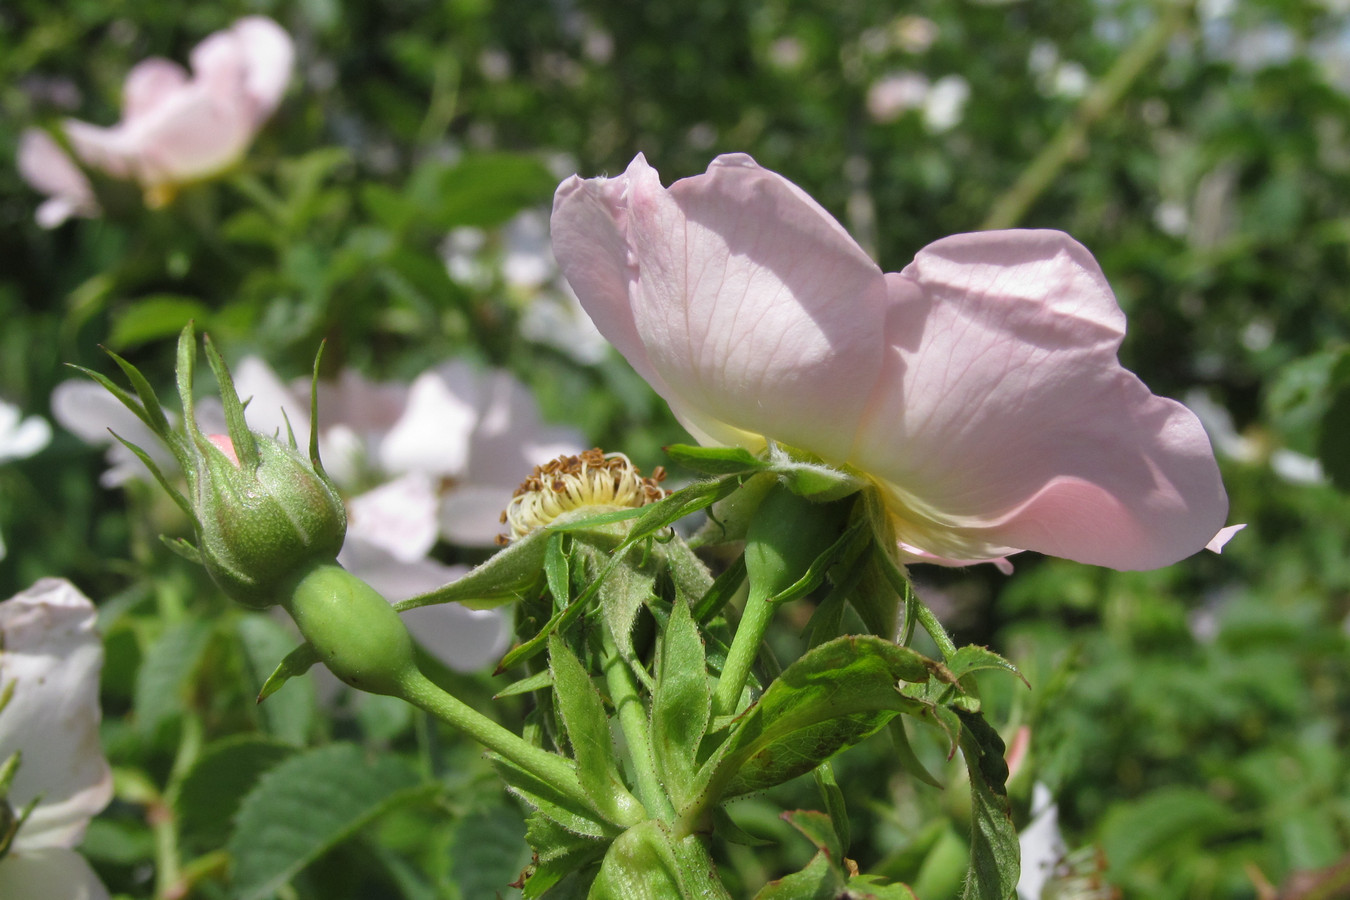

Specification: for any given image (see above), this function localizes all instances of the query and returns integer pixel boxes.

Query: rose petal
[854,230,1228,570]
[122,58,189,121]
[0,579,112,850]
[346,473,440,562]
[17,129,98,227]
[378,365,478,478]
[556,154,889,460]
[0,847,110,900]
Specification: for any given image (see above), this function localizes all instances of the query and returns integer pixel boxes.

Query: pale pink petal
[346,474,440,562]
[0,580,112,850]
[439,485,516,547]
[50,380,177,487]
[231,356,307,442]
[378,366,478,478]
[229,16,294,121]
[899,543,1014,575]
[462,371,585,486]
[122,58,189,120]
[0,847,110,900]
[17,129,99,227]
[853,230,1228,570]
[555,154,889,460]
[1205,523,1245,553]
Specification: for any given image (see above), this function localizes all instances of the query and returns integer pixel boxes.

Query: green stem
[711,581,770,718]
[153,711,202,899]
[601,628,675,820]
[979,0,1192,230]
[393,668,592,810]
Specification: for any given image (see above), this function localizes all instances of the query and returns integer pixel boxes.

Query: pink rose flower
[0,579,112,899]
[21,16,293,220]
[551,153,1232,571]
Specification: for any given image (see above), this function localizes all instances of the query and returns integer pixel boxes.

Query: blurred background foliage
[2,0,1349,897]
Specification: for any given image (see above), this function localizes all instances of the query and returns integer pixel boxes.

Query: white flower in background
[866,72,929,123]
[1186,389,1326,485]
[922,74,970,132]
[50,382,175,487]
[0,579,112,899]
[1017,783,1067,900]
[0,401,52,561]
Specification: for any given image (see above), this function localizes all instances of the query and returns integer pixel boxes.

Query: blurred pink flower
[16,130,100,228]
[552,153,1232,571]
[20,16,292,219]
[0,579,112,900]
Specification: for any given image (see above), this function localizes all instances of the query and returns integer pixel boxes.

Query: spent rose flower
[0,579,112,900]
[551,153,1232,571]
[22,16,293,215]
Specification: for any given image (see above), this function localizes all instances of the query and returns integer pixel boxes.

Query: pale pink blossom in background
[552,153,1234,571]
[20,16,292,218]
[0,579,112,900]
[16,129,100,228]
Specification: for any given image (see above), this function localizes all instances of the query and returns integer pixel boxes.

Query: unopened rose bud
[192,431,346,609]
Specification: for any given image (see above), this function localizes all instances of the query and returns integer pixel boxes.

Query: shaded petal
[0,847,110,900]
[0,401,52,462]
[122,58,189,121]
[0,580,112,850]
[439,485,514,547]
[229,16,295,121]
[554,153,889,459]
[17,129,98,227]
[854,230,1228,570]
[49,380,177,487]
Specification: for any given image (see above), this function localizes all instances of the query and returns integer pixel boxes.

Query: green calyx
[79,323,347,609]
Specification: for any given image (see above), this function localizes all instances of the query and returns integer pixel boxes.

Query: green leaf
[108,295,210,350]
[706,636,935,802]
[256,640,320,704]
[545,531,572,607]
[1318,349,1350,492]
[955,710,1019,900]
[235,615,316,744]
[494,669,553,698]
[175,735,294,855]
[1098,786,1240,873]
[394,526,548,612]
[228,742,428,900]
[665,444,768,475]
[753,852,843,900]
[946,646,1028,688]
[447,805,530,900]
[589,820,732,900]
[813,763,850,857]
[135,620,213,736]
[429,153,557,228]
[651,599,711,809]
[548,633,640,825]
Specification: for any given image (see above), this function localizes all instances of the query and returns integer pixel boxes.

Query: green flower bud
[282,562,419,696]
[80,324,349,609]
[193,432,347,609]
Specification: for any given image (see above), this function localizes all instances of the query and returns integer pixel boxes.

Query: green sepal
[547,633,644,827]
[589,820,732,900]
[395,526,551,612]
[160,535,204,564]
[954,710,1019,900]
[710,807,774,846]
[664,443,768,475]
[490,754,616,840]
[110,430,193,519]
[202,333,260,470]
[701,636,935,805]
[256,641,320,703]
[650,598,711,810]
[493,669,553,699]
[812,762,850,857]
